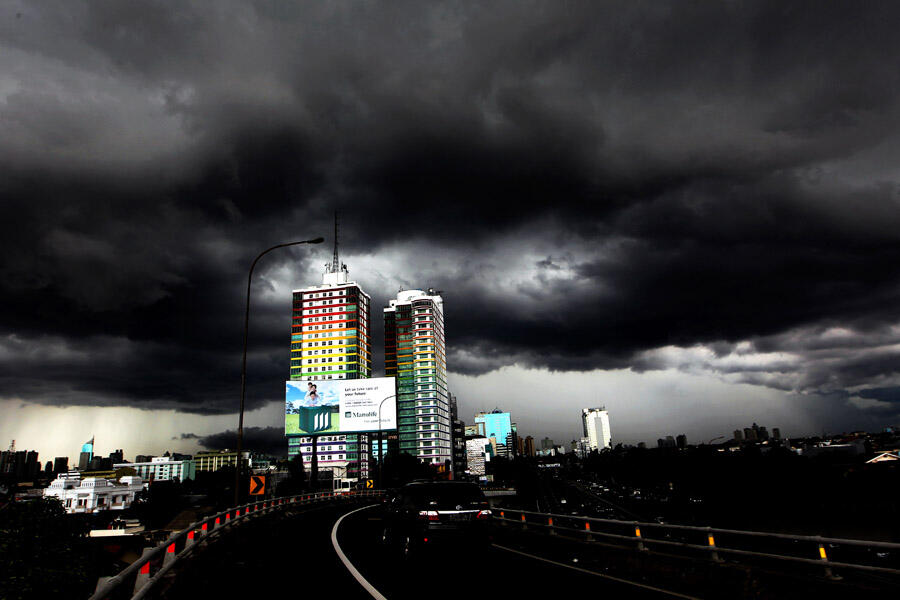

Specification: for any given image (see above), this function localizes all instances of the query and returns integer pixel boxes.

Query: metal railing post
[707,528,722,562]
[163,541,177,567]
[94,576,112,595]
[133,547,154,594]
[818,542,840,580]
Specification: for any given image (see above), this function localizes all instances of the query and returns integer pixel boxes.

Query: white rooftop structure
[43,473,145,514]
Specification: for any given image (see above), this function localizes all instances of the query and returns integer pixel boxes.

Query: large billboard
[285,377,397,436]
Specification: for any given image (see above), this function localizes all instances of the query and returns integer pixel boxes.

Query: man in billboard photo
[305,382,320,406]
[285,380,340,434]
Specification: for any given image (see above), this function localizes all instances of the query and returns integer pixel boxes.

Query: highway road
[163,499,697,600]
[332,504,697,600]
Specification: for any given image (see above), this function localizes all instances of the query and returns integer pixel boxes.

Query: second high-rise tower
[384,288,452,469]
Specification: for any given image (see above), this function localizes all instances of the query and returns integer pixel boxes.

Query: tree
[132,480,185,529]
[114,466,136,480]
[381,452,436,486]
[0,498,93,600]
[275,456,306,496]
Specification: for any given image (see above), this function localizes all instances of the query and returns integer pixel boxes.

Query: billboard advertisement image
[285,377,397,435]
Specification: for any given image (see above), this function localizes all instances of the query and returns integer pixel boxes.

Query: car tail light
[476,510,492,520]
[418,510,440,521]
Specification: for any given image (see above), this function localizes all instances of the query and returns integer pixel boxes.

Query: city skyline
[3,3,900,460]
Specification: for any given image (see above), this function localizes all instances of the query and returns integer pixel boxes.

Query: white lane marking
[492,544,702,600]
[332,504,388,600]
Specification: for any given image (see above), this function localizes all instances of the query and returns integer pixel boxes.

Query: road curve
[333,504,696,600]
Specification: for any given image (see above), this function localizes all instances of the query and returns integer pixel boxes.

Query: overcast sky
[2,1,900,461]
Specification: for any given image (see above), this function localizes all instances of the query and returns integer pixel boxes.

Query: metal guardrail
[89,489,384,600]
[495,507,900,580]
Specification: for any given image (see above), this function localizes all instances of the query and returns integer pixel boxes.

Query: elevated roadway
[116,493,898,600]
[159,500,697,600]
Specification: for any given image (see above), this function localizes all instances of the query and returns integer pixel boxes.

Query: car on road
[382,481,492,558]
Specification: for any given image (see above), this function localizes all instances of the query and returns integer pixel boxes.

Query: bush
[0,498,93,600]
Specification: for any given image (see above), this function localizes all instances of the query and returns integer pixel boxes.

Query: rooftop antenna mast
[331,211,340,273]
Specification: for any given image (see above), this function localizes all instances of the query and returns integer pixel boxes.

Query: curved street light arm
[376,394,396,486]
[235,237,324,505]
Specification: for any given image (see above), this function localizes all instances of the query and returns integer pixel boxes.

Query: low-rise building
[43,472,145,514]
[194,450,251,472]
[115,456,196,482]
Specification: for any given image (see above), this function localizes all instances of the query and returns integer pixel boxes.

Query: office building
[582,407,612,451]
[78,437,94,470]
[287,237,373,482]
[384,288,452,468]
[53,457,69,473]
[658,436,677,449]
[465,423,485,437]
[575,437,591,457]
[474,411,512,452]
[194,450,251,472]
[0,449,40,480]
[115,456,196,482]
[504,423,520,459]
[89,456,113,471]
[524,436,535,457]
[450,396,467,476]
[465,438,489,478]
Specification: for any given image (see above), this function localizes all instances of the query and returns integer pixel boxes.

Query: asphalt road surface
[163,499,695,600]
[161,501,375,600]
[161,499,897,600]
[333,504,696,600]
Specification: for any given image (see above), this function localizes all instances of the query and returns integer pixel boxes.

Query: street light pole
[377,394,396,488]
[235,237,324,506]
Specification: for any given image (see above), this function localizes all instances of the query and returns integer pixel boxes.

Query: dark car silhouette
[382,481,492,557]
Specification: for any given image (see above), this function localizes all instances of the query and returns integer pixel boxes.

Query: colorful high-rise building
[384,289,452,469]
[287,239,373,483]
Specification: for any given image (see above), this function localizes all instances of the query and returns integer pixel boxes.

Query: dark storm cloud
[2,1,900,413]
[857,387,900,404]
[196,426,287,457]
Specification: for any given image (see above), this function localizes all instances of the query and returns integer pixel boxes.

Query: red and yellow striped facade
[287,276,372,479]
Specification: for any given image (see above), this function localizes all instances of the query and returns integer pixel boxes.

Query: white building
[582,407,612,451]
[114,456,196,482]
[43,472,145,514]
